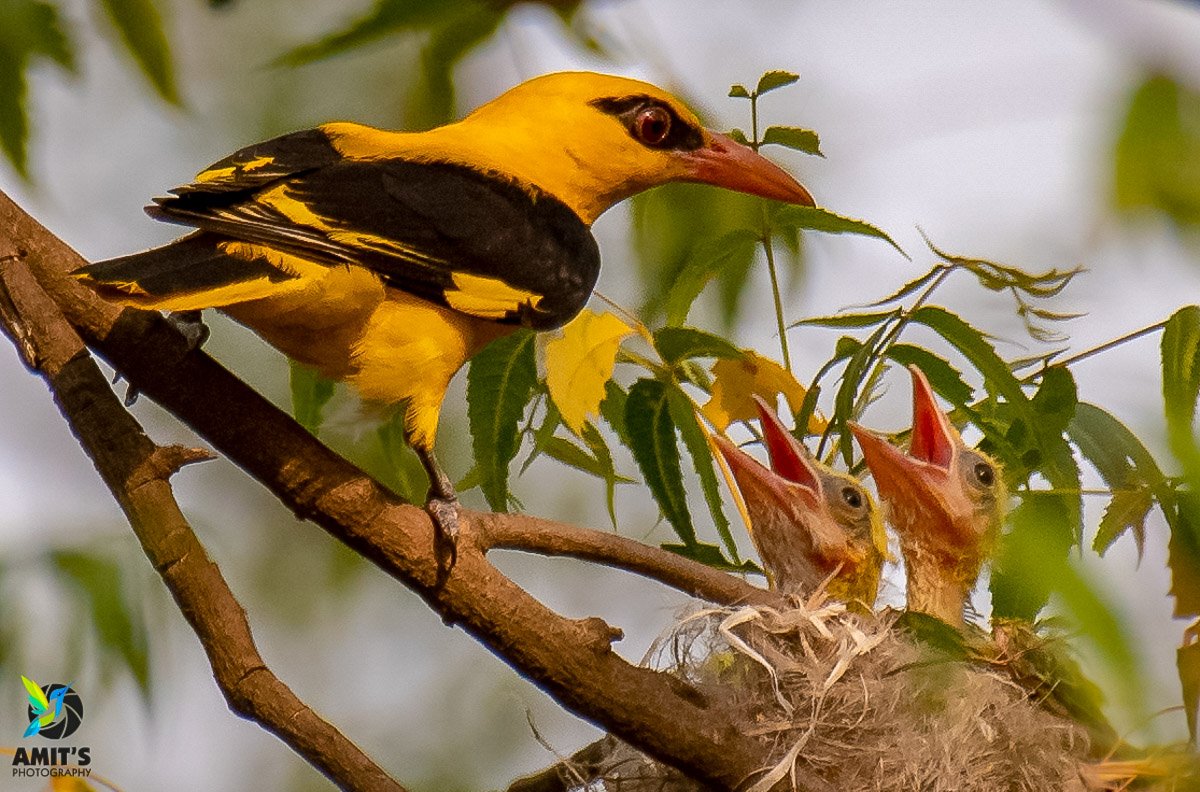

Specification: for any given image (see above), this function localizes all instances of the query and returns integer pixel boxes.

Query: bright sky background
[2,0,1199,789]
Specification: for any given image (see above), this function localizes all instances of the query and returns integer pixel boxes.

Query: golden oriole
[714,396,885,609]
[850,366,1006,626]
[75,71,815,570]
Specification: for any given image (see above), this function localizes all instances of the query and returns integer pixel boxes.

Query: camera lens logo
[21,676,83,740]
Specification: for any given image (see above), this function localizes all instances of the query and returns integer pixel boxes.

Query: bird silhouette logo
[21,676,83,739]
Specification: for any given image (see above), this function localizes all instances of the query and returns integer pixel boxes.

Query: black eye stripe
[590,95,704,151]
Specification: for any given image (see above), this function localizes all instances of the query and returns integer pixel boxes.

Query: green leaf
[667,386,737,562]
[0,0,76,177]
[662,541,760,573]
[466,330,537,511]
[1163,306,1200,452]
[581,422,628,529]
[829,322,891,464]
[855,266,943,308]
[1094,488,1154,558]
[1069,402,1174,556]
[727,128,749,145]
[909,306,1028,407]
[289,362,335,435]
[1170,493,1200,619]
[990,493,1075,621]
[790,310,897,329]
[1113,75,1200,227]
[884,344,973,406]
[99,0,179,104]
[653,326,744,364]
[728,84,750,99]
[772,205,907,258]
[761,126,822,156]
[755,69,799,96]
[660,226,760,327]
[625,378,694,544]
[599,381,629,446]
[51,550,149,696]
[275,0,464,66]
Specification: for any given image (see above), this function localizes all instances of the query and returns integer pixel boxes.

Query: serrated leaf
[653,326,744,364]
[581,422,627,529]
[1069,402,1174,557]
[662,228,760,326]
[755,69,799,96]
[545,309,634,435]
[289,362,335,434]
[600,380,629,446]
[466,330,537,511]
[1093,488,1154,557]
[702,350,812,431]
[761,126,822,156]
[829,322,891,464]
[856,266,943,308]
[791,310,897,329]
[909,306,1029,407]
[772,205,907,257]
[626,378,694,545]
[884,345,973,406]
[99,0,179,104]
[667,386,737,562]
[662,541,760,573]
[728,84,750,98]
[51,550,149,696]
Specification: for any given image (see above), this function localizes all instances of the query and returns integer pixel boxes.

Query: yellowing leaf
[702,351,824,432]
[545,309,634,435]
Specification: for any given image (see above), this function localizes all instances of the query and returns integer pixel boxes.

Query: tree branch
[0,189,784,790]
[0,250,406,791]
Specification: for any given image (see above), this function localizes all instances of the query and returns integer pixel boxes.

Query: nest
[548,593,1185,792]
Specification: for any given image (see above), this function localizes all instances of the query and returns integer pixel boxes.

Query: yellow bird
[850,365,1007,627]
[714,397,886,610]
[74,71,815,570]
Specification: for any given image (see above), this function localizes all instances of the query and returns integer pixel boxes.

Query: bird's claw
[426,495,459,587]
[166,310,210,352]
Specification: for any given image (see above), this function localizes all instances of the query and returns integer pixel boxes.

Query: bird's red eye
[634,106,671,146]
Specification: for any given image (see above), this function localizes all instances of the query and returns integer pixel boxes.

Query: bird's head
[850,366,1007,624]
[715,396,885,609]
[453,72,815,223]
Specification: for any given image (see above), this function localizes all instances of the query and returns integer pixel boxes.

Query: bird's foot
[426,495,460,588]
[166,310,210,352]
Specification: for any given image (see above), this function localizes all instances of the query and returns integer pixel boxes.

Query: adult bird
[714,396,886,610]
[849,365,1006,628]
[74,71,816,573]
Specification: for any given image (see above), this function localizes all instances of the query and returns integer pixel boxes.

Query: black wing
[150,129,601,330]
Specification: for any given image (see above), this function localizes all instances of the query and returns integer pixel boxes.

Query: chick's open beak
[849,367,973,547]
[680,131,816,206]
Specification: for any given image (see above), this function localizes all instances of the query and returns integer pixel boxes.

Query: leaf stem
[1019,320,1168,384]
[761,227,792,373]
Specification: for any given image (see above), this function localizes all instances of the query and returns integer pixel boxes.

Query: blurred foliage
[275,0,590,129]
[1114,75,1200,228]
[0,0,178,178]
[0,544,151,708]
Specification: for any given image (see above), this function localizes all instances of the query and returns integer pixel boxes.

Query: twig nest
[592,593,1107,791]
